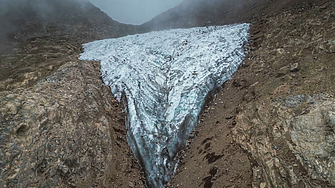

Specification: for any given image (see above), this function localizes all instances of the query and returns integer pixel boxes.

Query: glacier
[79,24,249,188]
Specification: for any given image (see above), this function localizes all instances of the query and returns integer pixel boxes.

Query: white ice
[80,23,249,188]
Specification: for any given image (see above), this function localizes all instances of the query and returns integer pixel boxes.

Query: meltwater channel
[80,24,250,188]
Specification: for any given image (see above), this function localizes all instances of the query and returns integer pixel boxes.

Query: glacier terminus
[79,23,250,188]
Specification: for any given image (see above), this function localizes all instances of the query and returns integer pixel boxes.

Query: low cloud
[89,0,183,25]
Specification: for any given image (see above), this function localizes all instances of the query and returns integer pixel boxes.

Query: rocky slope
[0,49,145,188]
[0,0,144,187]
[170,0,335,187]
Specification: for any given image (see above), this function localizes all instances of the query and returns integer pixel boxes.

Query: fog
[89,0,183,25]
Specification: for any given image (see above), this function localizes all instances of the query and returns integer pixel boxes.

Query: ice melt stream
[79,24,249,188]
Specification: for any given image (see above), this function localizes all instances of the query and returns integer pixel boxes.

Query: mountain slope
[0,0,135,51]
[0,1,145,187]
[141,0,326,31]
[169,0,335,187]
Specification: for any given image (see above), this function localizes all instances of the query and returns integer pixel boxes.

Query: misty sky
[89,0,183,25]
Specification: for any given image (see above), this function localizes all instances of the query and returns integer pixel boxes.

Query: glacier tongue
[79,24,249,188]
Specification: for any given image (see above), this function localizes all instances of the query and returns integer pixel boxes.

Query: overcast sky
[89,0,183,25]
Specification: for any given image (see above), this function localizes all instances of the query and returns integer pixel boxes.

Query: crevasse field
[79,24,249,188]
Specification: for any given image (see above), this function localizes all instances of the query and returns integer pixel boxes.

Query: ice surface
[79,24,249,188]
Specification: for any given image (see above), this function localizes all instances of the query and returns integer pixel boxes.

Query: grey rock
[233,94,335,187]
[8,144,21,158]
[290,63,300,72]
[327,39,335,53]
[306,95,315,104]
[284,95,305,108]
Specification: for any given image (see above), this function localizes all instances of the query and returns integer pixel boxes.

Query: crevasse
[79,24,249,188]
